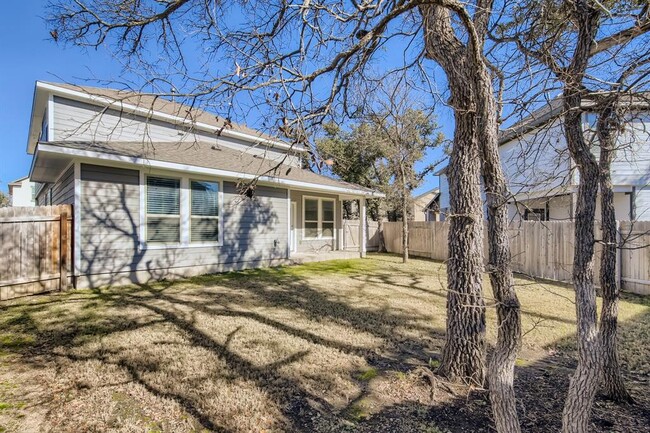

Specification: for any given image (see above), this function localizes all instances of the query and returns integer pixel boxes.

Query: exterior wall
[412,190,438,221]
[51,165,75,205]
[438,175,449,219]
[635,188,650,220]
[499,118,573,198]
[510,192,634,221]
[289,190,341,253]
[610,113,650,186]
[52,96,302,167]
[9,178,36,207]
[509,195,572,221]
[33,165,75,206]
[76,163,289,288]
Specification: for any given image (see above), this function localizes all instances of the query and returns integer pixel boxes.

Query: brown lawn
[0,254,648,432]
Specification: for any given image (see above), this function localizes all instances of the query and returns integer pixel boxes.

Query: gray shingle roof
[42,140,380,196]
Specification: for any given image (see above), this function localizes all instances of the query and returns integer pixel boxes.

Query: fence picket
[382,220,650,295]
[0,205,73,300]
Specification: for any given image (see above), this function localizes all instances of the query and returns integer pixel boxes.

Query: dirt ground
[0,254,648,432]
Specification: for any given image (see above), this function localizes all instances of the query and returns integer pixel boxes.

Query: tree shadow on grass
[0,257,648,432]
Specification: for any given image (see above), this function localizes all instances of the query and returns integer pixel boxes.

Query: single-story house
[27,81,383,288]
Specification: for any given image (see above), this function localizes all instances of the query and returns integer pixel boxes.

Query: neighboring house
[26,81,383,288]
[412,188,441,221]
[8,176,37,207]
[438,95,650,221]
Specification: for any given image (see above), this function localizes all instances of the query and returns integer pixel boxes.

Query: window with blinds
[303,197,335,239]
[146,176,181,243]
[190,180,220,243]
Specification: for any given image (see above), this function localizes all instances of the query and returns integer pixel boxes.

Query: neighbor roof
[37,140,382,197]
[8,176,29,186]
[499,92,650,145]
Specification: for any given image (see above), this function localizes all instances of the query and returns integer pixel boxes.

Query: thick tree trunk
[559,4,603,431]
[421,4,486,387]
[561,91,602,433]
[476,69,522,432]
[597,100,633,403]
[438,87,486,385]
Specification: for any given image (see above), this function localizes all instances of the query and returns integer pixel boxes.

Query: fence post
[59,208,69,291]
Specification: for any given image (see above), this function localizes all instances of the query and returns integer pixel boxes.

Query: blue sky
[0,1,447,196]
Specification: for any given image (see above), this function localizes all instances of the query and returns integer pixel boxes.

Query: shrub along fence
[0,205,72,300]
[382,220,650,295]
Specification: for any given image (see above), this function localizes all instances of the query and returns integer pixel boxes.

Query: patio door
[290,202,297,253]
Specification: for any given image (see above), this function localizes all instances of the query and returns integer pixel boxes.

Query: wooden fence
[342,220,380,251]
[0,205,72,300]
[383,220,650,295]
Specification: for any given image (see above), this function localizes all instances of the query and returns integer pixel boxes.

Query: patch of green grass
[428,358,441,369]
[347,400,371,421]
[357,367,378,381]
[0,403,11,411]
[515,358,532,367]
[0,333,35,350]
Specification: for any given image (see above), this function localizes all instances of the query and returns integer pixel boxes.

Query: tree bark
[476,67,522,432]
[559,4,603,432]
[597,98,633,403]
[420,4,486,387]
[561,91,602,433]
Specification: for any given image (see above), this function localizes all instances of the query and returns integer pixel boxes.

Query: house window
[39,111,49,142]
[304,197,335,239]
[146,176,181,243]
[190,180,219,243]
[525,208,547,221]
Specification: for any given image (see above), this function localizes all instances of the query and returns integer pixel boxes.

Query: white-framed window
[146,176,181,243]
[303,197,335,239]
[190,180,220,243]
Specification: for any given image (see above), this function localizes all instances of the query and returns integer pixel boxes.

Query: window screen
[191,180,220,243]
[146,177,180,242]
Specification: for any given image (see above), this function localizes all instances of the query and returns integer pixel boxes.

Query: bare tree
[497,0,650,430]
[47,1,520,430]
[419,4,522,430]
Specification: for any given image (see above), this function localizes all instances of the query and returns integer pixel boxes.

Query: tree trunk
[597,99,633,403]
[561,90,602,433]
[421,4,486,386]
[402,175,409,263]
[476,68,522,432]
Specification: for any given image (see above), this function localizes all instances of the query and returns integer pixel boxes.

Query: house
[7,176,36,207]
[26,81,383,288]
[412,188,441,221]
[438,95,650,221]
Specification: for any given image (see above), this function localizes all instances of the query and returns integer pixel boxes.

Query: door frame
[290,201,297,253]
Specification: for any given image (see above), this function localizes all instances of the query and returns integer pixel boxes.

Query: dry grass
[0,254,648,432]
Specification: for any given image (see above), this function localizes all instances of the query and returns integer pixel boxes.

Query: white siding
[499,118,573,198]
[52,96,302,167]
[9,178,36,207]
[634,188,650,221]
[611,113,650,186]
